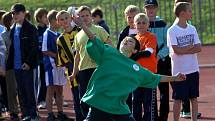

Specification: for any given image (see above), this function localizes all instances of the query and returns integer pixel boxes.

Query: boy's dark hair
[128,35,140,52]
[47,10,58,23]
[174,2,191,17]
[91,7,103,18]
[77,5,91,15]
[2,12,12,31]
[25,10,31,21]
[34,8,48,23]
[0,10,6,21]
[11,3,26,13]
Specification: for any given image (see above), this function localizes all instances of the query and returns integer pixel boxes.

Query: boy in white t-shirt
[167,2,201,121]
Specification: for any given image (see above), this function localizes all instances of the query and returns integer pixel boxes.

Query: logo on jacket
[133,64,140,71]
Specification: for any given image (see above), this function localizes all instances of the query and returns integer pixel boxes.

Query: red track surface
[4,45,215,121]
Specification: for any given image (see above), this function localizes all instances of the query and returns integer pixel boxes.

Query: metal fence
[27,0,214,44]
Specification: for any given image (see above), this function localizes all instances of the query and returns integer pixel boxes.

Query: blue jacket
[148,16,169,59]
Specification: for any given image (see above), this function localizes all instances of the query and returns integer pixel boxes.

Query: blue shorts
[172,71,199,100]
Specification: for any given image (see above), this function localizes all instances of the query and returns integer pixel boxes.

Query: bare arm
[172,43,201,55]
[160,73,186,83]
[70,51,80,81]
[43,51,56,58]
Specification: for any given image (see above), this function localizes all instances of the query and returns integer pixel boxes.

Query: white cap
[67,6,78,16]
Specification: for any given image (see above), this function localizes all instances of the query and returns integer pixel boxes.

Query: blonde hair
[56,10,69,20]
[134,13,149,23]
[124,5,140,15]
[175,0,192,4]
[174,2,191,17]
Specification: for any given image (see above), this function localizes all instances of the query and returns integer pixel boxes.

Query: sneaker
[57,112,74,121]
[47,112,57,121]
[21,116,31,121]
[180,112,191,118]
[197,112,202,118]
[63,101,69,107]
[37,101,46,109]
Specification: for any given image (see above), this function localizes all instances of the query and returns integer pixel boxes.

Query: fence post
[113,4,119,41]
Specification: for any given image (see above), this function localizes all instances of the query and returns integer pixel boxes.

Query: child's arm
[160,73,186,83]
[70,51,80,82]
[43,51,56,58]
[172,43,201,54]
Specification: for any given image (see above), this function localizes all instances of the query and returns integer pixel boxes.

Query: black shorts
[172,71,199,100]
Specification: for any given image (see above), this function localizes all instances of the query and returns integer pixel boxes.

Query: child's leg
[55,85,63,112]
[190,98,198,121]
[173,100,181,121]
[46,86,55,113]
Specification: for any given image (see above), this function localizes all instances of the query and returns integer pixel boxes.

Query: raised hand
[175,73,186,82]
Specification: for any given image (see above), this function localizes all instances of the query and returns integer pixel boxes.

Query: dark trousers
[157,82,169,121]
[126,93,132,112]
[0,76,8,109]
[85,107,135,121]
[181,99,190,112]
[76,68,95,118]
[14,69,37,117]
[71,86,84,121]
[133,87,157,121]
[38,63,47,103]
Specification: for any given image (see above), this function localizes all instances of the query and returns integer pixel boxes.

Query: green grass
[1,0,214,44]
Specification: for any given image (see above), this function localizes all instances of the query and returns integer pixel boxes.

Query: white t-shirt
[129,28,137,35]
[167,23,201,75]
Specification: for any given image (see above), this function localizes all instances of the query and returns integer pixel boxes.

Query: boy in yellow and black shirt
[56,10,83,121]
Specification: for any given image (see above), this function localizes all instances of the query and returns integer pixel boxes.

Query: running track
[4,45,215,121]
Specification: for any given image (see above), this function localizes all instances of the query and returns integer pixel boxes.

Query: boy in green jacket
[72,17,186,121]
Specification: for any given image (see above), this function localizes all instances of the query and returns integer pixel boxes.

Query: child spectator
[70,5,112,118]
[91,7,110,34]
[7,3,39,120]
[1,12,20,120]
[144,0,171,120]
[72,16,185,121]
[117,5,140,49]
[167,2,201,121]
[34,7,48,109]
[42,10,71,121]
[56,10,83,121]
[0,10,6,33]
[0,27,6,121]
[133,13,158,121]
[174,0,201,119]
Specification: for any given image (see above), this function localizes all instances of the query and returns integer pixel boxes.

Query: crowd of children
[0,0,202,121]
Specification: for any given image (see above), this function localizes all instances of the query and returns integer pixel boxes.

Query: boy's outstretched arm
[73,17,95,40]
[160,73,186,83]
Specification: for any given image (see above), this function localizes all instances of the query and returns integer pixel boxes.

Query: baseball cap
[144,0,158,7]
[11,3,26,13]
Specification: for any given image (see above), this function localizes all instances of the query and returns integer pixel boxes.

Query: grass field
[0,0,214,44]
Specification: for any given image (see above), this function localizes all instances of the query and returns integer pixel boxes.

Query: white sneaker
[180,112,191,118]
[37,101,46,109]
[63,101,68,107]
